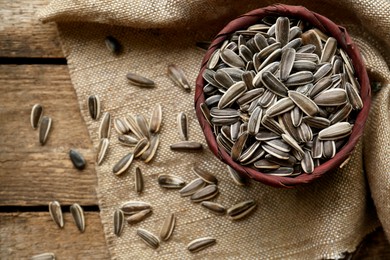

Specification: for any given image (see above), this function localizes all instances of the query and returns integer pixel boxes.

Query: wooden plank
[0,0,63,58]
[0,212,110,259]
[0,65,98,206]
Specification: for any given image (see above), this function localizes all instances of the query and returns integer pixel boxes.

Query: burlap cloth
[38,1,390,259]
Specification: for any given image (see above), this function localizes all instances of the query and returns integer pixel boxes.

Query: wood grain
[0,212,110,259]
[0,65,98,206]
[0,0,63,58]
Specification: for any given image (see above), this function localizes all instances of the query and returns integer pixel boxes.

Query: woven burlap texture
[39,0,390,259]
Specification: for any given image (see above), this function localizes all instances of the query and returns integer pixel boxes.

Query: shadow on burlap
[38,0,390,259]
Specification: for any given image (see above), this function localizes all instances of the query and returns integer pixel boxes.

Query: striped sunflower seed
[291,106,303,127]
[218,81,247,109]
[301,150,314,173]
[279,48,296,80]
[118,134,139,146]
[31,104,43,129]
[313,89,347,106]
[158,174,186,189]
[170,141,203,151]
[159,213,176,241]
[192,165,218,184]
[114,209,125,237]
[124,115,144,139]
[105,36,121,54]
[31,253,55,260]
[140,134,160,163]
[133,138,150,158]
[284,71,313,86]
[312,136,323,159]
[70,203,85,233]
[49,201,64,228]
[323,140,336,159]
[112,152,134,175]
[149,104,162,134]
[127,209,152,224]
[177,112,188,141]
[126,73,155,88]
[98,112,111,139]
[254,159,280,169]
[318,122,353,140]
[114,118,130,135]
[39,116,52,145]
[200,103,212,126]
[201,201,226,215]
[313,63,333,82]
[207,49,220,70]
[266,97,295,117]
[320,37,337,63]
[346,82,363,110]
[168,64,190,92]
[187,237,216,253]
[137,228,160,249]
[87,95,100,120]
[179,178,206,197]
[275,17,290,46]
[191,184,219,202]
[227,166,248,186]
[231,132,248,161]
[135,114,150,139]
[301,29,322,56]
[96,138,109,165]
[120,201,151,215]
[134,167,144,193]
[220,48,245,68]
[227,200,257,220]
[261,71,288,97]
[288,90,318,116]
[247,107,262,135]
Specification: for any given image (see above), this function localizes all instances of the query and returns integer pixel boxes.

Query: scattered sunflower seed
[192,165,218,184]
[39,116,52,145]
[137,228,160,249]
[201,201,226,215]
[179,178,206,197]
[105,36,122,54]
[158,174,186,189]
[177,112,188,141]
[159,213,176,241]
[170,141,203,151]
[168,64,191,92]
[114,209,125,237]
[31,104,43,129]
[191,185,219,202]
[126,73,155,88]
[49,201,64,228]
[70,203,85,233]
[127,209,152,224]
[96,138,109,165]
[227,200,257,220]
[87,95,100,120]
[134,167,144,194]
[112,152,134,175]
[120,201,151,215]
[31,253,56,260]
[98,112,111,139]
[187,237,216,253]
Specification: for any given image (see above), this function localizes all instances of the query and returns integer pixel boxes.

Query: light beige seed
[87,95,100,120]
[177,112,188,141]
[31,104,43,129]
[126,73,155,88]
[70,203,85,233]
[127,209,152,224]
[275,17,290,46]
[288,90,319,116]
[112,152,134,175]
[49,201,64,228]
[39,116,52,145]
[170,141,203,151]
[192,165,218,184]
[149,104,162,133]
[346,82,363,110]
[120,201,151,215]
[135,167,144,193]
[137,228,160,249]
[261,71,288,97]
[31,253,56,260]
[191,184,219,202]
[168,64,190,92]
[227,200,256,220]
[320,37,337,63]
[114,118,130,135]
[179,178,206,197]
[231,132,248,161]
[96,138,109,166]
[187,237,216,253]
[98,112,111,139]
[279,48,296,81]
[318,122,353,140]
[133,138,150,158]
[218,81,247,109]
[114,209,125,237]
[158,174,186,189]
[140,134,160,163]
[220,48,245,68]
[201,201,226,215]
[160,213,176,241]
[118,134,139,146]
[313,89,347,106]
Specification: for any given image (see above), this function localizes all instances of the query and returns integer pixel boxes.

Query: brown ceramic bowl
[194,4,371,188]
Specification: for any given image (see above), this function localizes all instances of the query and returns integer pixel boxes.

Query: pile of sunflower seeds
[200,16,363,176]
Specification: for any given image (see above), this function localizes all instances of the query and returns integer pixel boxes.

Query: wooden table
[0,1,389,259]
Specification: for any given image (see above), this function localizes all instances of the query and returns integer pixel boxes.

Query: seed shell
[126,73,155,88]
[191,184,219,202]
[39,116,52,145]
[70,203,85,233]
[114,209,125,237]
[120,201,151,215]
[187,237,216,253]
[201,201,226,215]
[135,167,144,193]
[159,213,176,241]
[179,178,206,197]
[177,112,188,141]
[133,138,150,158]
[227,200,257,220]
[288,90,318,116]
[158,174,186,189]
[192,166,218,184]
[140,134,160,163]
[31,104,43,129]
[112,152,134,175]
[96,138,109,166]
[168,64,190,92]
[98,112,111,139]
[137,228,160,249]
[127,209,152,224]
[49,201,64,228]
[105,36,121,54]
[149,104,163,133]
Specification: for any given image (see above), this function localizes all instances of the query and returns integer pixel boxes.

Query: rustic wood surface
[0,0,389,259]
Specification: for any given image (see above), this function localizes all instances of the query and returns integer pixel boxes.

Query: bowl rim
[194,4,371,188]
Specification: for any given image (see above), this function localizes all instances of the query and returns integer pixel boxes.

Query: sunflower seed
[118,134,139,146]
[160,213,176,241]
[239,141,263,163]
[253,61,280,87]
[257,42,281,61]
[168,64,190,92]
[227,200,257,220]
[96,138,109,165]
[236,88,264,106]
[329,103,352,124]
[313,89,347,106]
[239,45,253,63]
[207,49,221,70]
[266,97,295,117]
[346,82,363,110]
[292,60,317,71]
[280,48,296,80]
[265,138,291,152]
[177,112,188,141]
[105,36,121,54]
[247,107,262,135]
[318,122,353,140]
[187,237,216,253]
[179,178,206,197]
[282,38,303,51]
[297,122,313,142]
[261,115,284,135]
[31,253,56,260]
[158,174,186,189]
[290,106,302,127]
[98,112,111,139]
[253,33,269,51]
[323,140,336,159]
[69,149,86,170]
[112,152,134,175]
[127,209,152,224]
[191,184,219,202]
[262,143,290,160]
[261,71,288,97]
[288,90,319,116]
[133,167,144,193]
[220,48,245,68]
[170,141,203,151]
[133,138,150,158]
[289,26,302,41]
[301,30,322,57]
[248,23,270,31]
[114,209,125,236]
[227,165,248,185]
[31,104,43,129]
[135,114,150,138]
[39,116,52,145]
[140,134,160,163]
[214,70,234,89]
[312,136,323,159]
[281,133,304,155]
[124,115,144,139]
[309,77,333,98]
[192,165,218,184]
[258,89,277,108]
[295,53,319,63]
[313,63,333,83]
[265,167,294,176]
[126,73,155,88]
[201,201,226,215]
[120,201,151,215]
[258,48,282,71]
[70,203,85,233]
[137,228,160,249]
[284,71,313,86]
[114,118,130,135]
[275,17,290,46]
[301,150,314,173]
[218,81,247,109]
[231,132,248,161]
[320,37,337,63]
[49,201,63,228]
